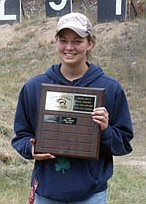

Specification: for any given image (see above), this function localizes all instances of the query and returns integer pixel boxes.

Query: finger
[92,107,109,118]
[93,107,107,112]
[92,112,109,131]
[92,115,106,122]
[33,153,56,160]
[30,139,35,158]
[104,112,109,120]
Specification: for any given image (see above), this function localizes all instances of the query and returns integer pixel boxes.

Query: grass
[0,10,146,204]
[0,160,32,204]
[108,165,146,204]
[0,162,145,204]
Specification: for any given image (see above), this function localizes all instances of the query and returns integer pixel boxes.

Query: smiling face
[56,29,94,68]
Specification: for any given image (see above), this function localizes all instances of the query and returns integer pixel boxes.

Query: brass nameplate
[35,84,105,159]
[45,92,96,113]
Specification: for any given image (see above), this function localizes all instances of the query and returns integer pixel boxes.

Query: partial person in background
[11,12,133,204]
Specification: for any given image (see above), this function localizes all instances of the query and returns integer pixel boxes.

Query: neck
[60,62,89,81]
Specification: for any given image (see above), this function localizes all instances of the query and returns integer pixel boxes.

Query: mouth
[63,53,77,58]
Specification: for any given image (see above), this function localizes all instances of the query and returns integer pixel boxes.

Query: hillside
[0,11,146,203]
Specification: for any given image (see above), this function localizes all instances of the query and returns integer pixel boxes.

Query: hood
[45,63,104,87]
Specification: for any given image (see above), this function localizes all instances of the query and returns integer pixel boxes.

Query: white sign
[46,0,72,17]
[116,0,122,15]
[98,0,126,22]
[0,0,21,24]
[0,0,16,20]
[49,0,67,11]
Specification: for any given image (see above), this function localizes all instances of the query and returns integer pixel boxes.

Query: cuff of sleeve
[25,140,34,159]
[101,126,112,141]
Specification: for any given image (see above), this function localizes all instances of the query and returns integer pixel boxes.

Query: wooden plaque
[35,84,105,159]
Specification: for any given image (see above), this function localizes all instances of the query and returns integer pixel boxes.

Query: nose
[65,42,74,50]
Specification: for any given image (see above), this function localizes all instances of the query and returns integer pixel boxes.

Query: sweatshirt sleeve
[101,87,133,156]
[11,85,36,159]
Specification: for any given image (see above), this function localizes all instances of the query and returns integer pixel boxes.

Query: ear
[87,40,94,51]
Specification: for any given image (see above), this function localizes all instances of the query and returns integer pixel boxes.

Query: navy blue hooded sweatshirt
[12,63,133,202]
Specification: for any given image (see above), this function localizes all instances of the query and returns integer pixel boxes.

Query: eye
[73,39,83,45]
[76,40,82,44]
[59,38,67,44]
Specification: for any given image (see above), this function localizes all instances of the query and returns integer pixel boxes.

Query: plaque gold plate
[35,84,105,159]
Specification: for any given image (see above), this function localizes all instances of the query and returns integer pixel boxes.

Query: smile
[64,53,77,58]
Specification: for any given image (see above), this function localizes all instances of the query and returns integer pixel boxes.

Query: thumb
[30,139,36,156]
[30,138,36,145]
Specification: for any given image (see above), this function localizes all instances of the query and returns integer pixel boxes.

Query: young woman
[12,13,133,204]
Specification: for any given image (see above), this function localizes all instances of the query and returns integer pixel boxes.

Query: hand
[91,107,109,131]
[30,139,56,160]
